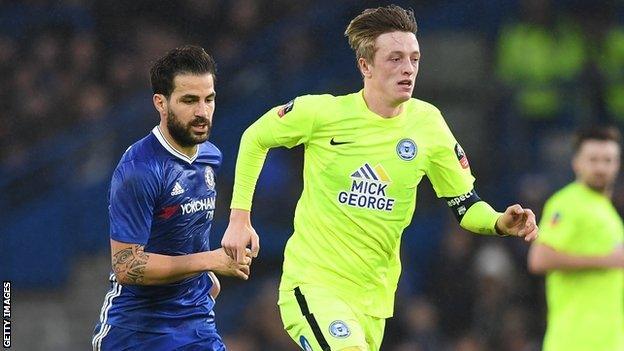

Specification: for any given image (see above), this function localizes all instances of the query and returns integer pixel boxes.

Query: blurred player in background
[222,5,538,351]
[92,45,252,351]
[528,126,624,351]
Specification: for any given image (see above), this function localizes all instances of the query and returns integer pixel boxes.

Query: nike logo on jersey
[330,137,353,145]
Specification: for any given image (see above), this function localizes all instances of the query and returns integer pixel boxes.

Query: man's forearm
[528,243,618,274]
[112,242,213,285]
[459,200,502,235]
[230,124,270,211]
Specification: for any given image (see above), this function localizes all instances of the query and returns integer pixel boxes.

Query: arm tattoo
[112,245,149,284]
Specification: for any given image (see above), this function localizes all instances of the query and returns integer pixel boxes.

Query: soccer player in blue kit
[91,45,253,350]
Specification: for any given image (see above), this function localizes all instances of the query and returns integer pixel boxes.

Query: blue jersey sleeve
[109,160,160,245]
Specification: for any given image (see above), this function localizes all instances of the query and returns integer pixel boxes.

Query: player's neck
[159,124,198,158]
[362,88,404,118]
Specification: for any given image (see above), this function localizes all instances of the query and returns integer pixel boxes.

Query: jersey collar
[152,126,199,164]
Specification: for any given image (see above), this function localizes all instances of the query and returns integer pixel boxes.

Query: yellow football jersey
[232,91,475,317]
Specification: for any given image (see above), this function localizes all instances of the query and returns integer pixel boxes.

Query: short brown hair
[573,125,622,152]
[344,5,417,64]
[150,45,216,98]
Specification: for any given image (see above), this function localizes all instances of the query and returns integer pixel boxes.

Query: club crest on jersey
[205,167,215,190]
[337,163,395,211]
[329,320,351,339]
[396,138,417,161]
[454,143,470,169]
[299,336,313,351]
[277,99,294,117]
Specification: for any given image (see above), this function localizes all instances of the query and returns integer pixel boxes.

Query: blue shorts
[91,323,226,351]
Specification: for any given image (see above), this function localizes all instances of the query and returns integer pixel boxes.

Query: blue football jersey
[97,126,222,333]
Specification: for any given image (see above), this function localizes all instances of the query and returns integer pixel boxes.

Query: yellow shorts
[278,285,385,351]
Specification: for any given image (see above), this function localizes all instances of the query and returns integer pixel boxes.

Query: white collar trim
[152,126,198,164]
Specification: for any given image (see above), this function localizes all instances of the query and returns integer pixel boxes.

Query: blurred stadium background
[1,0,624,350]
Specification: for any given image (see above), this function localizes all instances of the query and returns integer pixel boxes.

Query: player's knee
[337,347,367,351]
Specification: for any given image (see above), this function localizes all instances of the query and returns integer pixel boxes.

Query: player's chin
[587,180,608,193]
[394,89,413,103]
[190,132,210,143]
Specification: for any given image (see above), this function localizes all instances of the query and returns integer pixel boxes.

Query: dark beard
[166,108,211,147]
[586,180,611,194]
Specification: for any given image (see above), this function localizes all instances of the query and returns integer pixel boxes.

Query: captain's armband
[445,189,481,222]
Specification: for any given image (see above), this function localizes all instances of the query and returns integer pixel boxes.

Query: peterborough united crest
[329,320,351,338]
[396,138,417,161]
[204,167,215,190]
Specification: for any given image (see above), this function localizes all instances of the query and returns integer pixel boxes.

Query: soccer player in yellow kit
[222,5,539,351]
[528,126,624,351]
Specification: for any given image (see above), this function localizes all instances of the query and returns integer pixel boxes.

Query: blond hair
[344,4,417,64]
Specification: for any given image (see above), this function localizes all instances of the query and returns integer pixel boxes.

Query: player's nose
[402,59,415,75]
[195,102,210,117]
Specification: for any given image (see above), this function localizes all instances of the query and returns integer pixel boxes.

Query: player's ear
[358,57,372,78]
[571,154,580,174]
[153,94,168,115]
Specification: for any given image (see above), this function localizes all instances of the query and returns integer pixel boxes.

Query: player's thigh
[278,286,369,351]
[92,323,150,351]
[183,328,226,351]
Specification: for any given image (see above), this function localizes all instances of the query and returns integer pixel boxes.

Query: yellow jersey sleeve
[425,111,475,197]
[230,95,319,210]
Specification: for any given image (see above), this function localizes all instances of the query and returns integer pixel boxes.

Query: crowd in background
[2,0,624,350]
